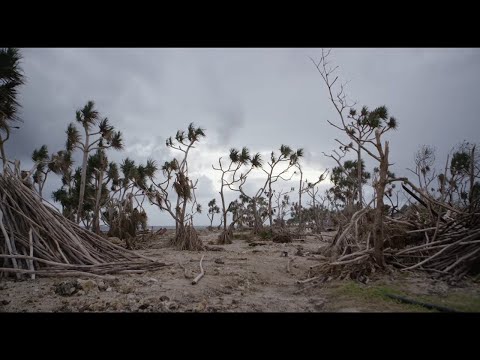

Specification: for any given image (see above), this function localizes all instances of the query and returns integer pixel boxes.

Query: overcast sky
[7,48,480,226]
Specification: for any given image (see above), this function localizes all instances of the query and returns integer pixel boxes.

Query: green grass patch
[332,280,480,312]
[332,281,432,312]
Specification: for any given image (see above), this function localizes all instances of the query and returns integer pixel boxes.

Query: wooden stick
[179,262,192,279]
[192,255,205,285]
[330,254,369,266]
[297,276,320,284]
[28,228,35,279]
[401,238,464,271]
[0,209,20,279]
[406,227,438,234]
[443,247,480,273]
[0,267,117,279]
[287,257,294,273]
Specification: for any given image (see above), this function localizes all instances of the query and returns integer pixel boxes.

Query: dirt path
[1,230,479,312]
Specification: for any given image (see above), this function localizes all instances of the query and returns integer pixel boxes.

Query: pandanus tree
[272,188,293,227]
[206,198,220,230]
[311,49,384,209]
[90,148,123,234]
[212,147,261,244]
[311,49,399,266]
[407,145,437,198]
[66,101,123,224]
[294,161,328,232]
[261,145,303,228]
[226,150,264,234]
[104,157,153,245]
[31,145,50,198]
[446,142,479,209]
[329,159,370,212]
[147,123,205,250]
[29,146,71,199]
[50,150,75,220]
[0,48,25,171]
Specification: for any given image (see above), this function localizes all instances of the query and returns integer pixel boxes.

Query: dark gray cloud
[6,48,480,225]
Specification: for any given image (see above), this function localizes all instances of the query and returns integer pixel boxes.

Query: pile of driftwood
[127,228,169,249]
[0,172,170,279]
[386,211,480,279]
[310,188,480,281]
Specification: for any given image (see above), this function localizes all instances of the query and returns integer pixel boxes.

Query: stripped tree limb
[192,255,205,285]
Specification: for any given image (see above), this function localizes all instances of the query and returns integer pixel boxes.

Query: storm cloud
[6,48,480,225]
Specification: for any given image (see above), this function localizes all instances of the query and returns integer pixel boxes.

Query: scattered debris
[192,255,205,285]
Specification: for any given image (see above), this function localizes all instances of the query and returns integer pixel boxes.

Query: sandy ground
[1,229,479,313]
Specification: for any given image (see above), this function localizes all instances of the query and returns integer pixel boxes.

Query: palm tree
[207,198,220,229]
[261,145,303,228]
[50,150,74,219]
[31,145,50,197]
[66,101,123,224]
[0,48,25,170]
[148,123,206,250]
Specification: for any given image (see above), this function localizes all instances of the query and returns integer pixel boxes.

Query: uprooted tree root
[217,227,233,245]
[272,232,293,243]
[305,198,480,283]
[169,224,204,251]
[258,227,294,243]
[125,228,169,250]
[0,172,170,279]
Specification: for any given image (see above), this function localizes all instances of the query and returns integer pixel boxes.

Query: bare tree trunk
[298,166,303,231]
[469,145,476,211]
[172,216,204,250]
[252,198,261,234]
[0,139,7,172]
[357,141,363,209]
[220,187,227,233]
[268,181,273,227]
[373,140,389,267]
[93,151,105,234]
[76,129,90,223]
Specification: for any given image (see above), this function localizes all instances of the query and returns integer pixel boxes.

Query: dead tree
[273,188,293,228]
[311,49,399,266]
[294,162,328,232]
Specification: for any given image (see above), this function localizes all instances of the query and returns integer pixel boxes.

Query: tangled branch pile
[385,210,480,279]
[0,172,170,279]
[311,196,480,281]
